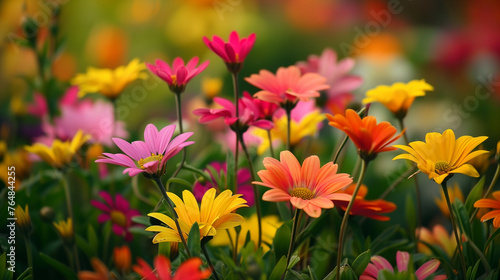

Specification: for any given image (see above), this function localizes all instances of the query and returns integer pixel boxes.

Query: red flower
[133,255,211,280]
[203,31,255,73]
[334,184,396,221]
[146,57,208,94]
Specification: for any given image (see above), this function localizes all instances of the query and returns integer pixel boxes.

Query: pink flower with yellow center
[246,66,330,105]
[203,31,256,73]
[96,124,194,177]
[146,57,209,94]
[254,151,353,218]
[91,191,140,241]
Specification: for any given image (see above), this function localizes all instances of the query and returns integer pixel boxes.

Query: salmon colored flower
[146,57,209,94]
[71,58,147,99]
[246,66,330,105]
[327,109,404,161]
[91,191,140,241]
[362,80,434,119]
[146,188,247,243]
[393,129,488,184]
[133,255,211,280]
[113,246,132,272]
[254,151,353,218]
[416,225,456,257]
[334,184,397,221]
[435,182,464,217]
[78,258,110,280]
[474,191,500,228]
[361,251,446,280]
[96,124,194,177]
[203,31,255,73]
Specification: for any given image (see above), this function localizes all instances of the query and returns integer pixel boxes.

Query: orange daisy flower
[474,191,500,228]
[327,109,404,161]
[254,151,353,218]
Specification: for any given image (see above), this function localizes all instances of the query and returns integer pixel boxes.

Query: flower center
[171,74,177,85]
[435,161,451,175]
[138,153,163,169]
[290,187,314,200]
[111,210,127,227]
[235,53,240,63]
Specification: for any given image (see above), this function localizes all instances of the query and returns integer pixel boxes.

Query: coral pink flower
[246,66,329,105]
[361,251,446,280]
[203,31,256,73]
[254,151,353,218]
[193,162,255,206]
[334,184,396,221]
[91,191,140,241]
[297,48,362,114]
[193,92,274,133]
[133,255,211,280]
[146,57,209,94]
[96,124,194,177]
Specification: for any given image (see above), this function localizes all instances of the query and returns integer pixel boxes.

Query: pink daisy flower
[96,124,194,177]
[203,31,256,73]
[245,66,330,105]
[146,57,209,94]
[91,191,141,241]
[254,151,353,218]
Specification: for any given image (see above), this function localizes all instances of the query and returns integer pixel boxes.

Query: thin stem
[286,106,292,151]
[378,166,417,200]
[181,163,212,182]
[470,163,500,222]
[332,135,349,164]
[463,233,491,275]
[336,160,368,280]
[267,129,275,158]
[60,173,80,270]
[73,243,80,271]
[239,134,262,248]
[231,72,240,193]
[202,243,221,280]
[282,209,301,280]
[23,235,33,277]
[152,177,191,258]
[172,93,186,178]
[226,229,237,264]
[441,181,467,278]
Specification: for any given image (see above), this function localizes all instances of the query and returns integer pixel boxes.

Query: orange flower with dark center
[327,109,404,161]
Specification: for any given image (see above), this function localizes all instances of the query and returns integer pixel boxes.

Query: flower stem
[470,163,500,222]
[239,133,262,248]
[336,160,368,280]
[441,181,467,278]
[286,104,292,151]
[60,173,80,270]
[282,209,301,280]
[172,92,187,178]
[201,242,221,280]
[152,177,191,258]
[332,135,349,164]
[23,234,33,277]
[231,72,240,193]
[267,129,275,158]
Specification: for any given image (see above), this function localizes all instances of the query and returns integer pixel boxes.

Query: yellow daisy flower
[363,79,433,118]
[71,58,147,99]
[53,218,74,244]
[393,129,488,184]
[25,130,91,168]
[146,188,247,243]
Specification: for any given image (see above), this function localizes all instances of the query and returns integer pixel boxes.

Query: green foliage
[38,253,77,280]
[187,222,201,257]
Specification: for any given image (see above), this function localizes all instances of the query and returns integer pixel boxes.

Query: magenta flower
[27,92,48,118]
[361,251,446,280]
[193,92,273,133]
[245,66,330,105]
[146,57,209,94]
[297,48,362,114]
[193,162,255,206]
[91,191,140,241]
[96,124,194,177]
[203,31,256,73]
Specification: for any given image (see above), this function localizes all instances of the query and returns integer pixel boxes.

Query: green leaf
[288,270,306,280]
[485,228,500,250]
[352,249,371,277]
[0,252,13,280]
[87,224,98,256]
[465,176,485,217]
[39,252,77,280]
[131,215,151,226]
[166,178,193,192]
[405,194,416,242]
[277,202,291,221]
[158,241,170,257]
[308,266,319,280]
[453,199,473,241]
[273,221,292,260]
[466,259,481,280]
[288,255,300,269]
[16,267,32,280]
[187,222,201,257]
[269,256,287,280]
[76,234,95,259]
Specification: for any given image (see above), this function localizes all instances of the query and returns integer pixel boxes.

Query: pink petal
[99,191,114,208]
[91,200,111,212]
[172,57,185,72]
[97,213,110,224]
[156,70,173,85]
[112,138,142,161]
[415,259,440,280]
[262,189,291,202]
[156,124,176,154]
[115,194,130,212]
[290,197,309,209]
[144,124,159,154]
[176,66,188,85]
[185,56,199,71]
[303,203,321,218]
[371,256,393,272]
[225,43,236,62]
[155,59,172,75]
[123,167,146,177]
[112,224,125,236]
[396,251,410,273]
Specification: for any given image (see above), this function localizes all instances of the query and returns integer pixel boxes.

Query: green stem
[202,242,221,280]
[239,134,262,248]
[231,72,240,193]
[378,166,417,200]
[172,92,187,178]
[332,135,349,164]
[60,174,73,227]
[152,177,191,258]
[282,209,301,280]
[73,243,80,271]
[23,235,33,277]
[336,160,368,280]
[181,163,212,182]
[267,129,275,158]
[463,233,491,275]
[470,163,500,222]
[441,181,467,278]
[286,105,292,151]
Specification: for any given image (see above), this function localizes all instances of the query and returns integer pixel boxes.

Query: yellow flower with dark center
[363,79,433,118]
[53,218,74,244]
[393,129,488,184]
[25,130,90,168]
[146,188,247,243]
[71,58,147,99]
[435,183,463,217]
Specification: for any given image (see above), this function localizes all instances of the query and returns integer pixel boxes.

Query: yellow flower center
[171,75,177,85]
[138,153,163,169]
[235,53,240,63]
[111,210,127,227]
[290,187,314,200]
[435,161,451,175]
